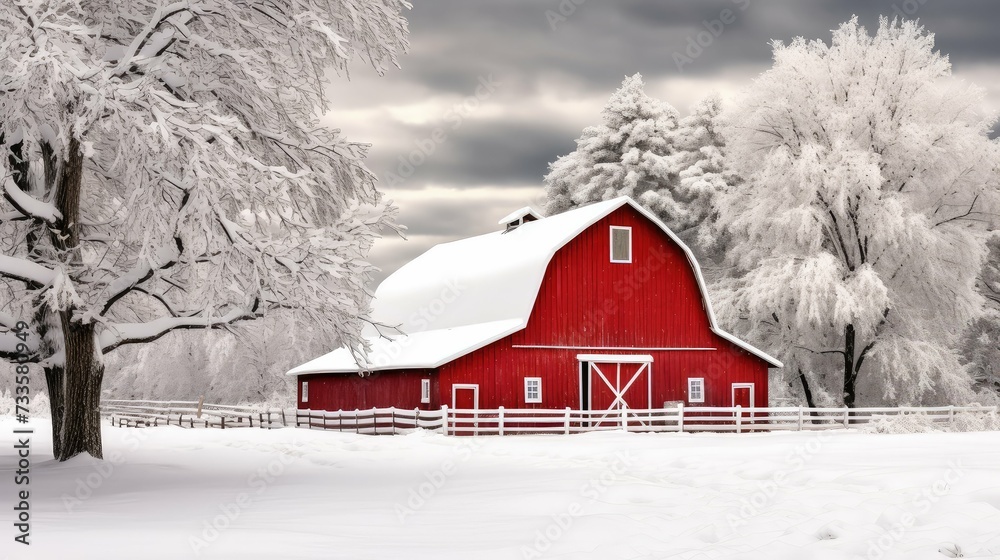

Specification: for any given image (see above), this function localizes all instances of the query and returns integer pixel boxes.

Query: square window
[688,378,704,403]
[301,381,309,403]
[421,379,431,404]
[525,377,542,403]
[610,227,632,263]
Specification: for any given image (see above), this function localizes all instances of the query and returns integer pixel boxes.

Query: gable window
[301,381,309,403]
[610,226,632,263]
[421,379,431,404]
[688,378,704,403]
[524,377,542,403]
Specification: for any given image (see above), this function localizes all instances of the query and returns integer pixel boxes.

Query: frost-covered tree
[207,312,322,404]
[0,1,409,460]
[104,331,214,401]
[544,74,689,230]
[713,17,1000,407]
[673,93,736,235]
[960,235,1000,395]
[976,234,1000,312]
[102,316,318,405]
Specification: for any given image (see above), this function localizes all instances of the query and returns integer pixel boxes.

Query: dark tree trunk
[44,366,65,458]
[57,316,104,460]
[843,323,857,409]
[797,368,820,423]
[50,137,104,460]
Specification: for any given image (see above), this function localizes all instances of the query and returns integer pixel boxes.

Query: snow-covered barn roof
[288,197,782,375]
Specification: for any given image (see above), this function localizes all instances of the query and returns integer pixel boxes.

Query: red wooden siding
[513,206,715,348]
[298,369,437,411]
[437,343,766,409]
[437,206,769,410]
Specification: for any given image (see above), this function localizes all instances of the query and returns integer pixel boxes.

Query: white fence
[101,399,287,429]
[295,404,1000,435]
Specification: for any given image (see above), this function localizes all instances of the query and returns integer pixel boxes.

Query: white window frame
[524,377,542,404]
[688,377,705,403]
[610,226,632,263]
[420,379,431,404]
[301,381,309,403]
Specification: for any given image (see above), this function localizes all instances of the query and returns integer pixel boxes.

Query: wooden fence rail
[295,404,1000,436]
[101,399,287,429]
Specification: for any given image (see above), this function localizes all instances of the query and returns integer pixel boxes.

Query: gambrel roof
[288,197,782,375]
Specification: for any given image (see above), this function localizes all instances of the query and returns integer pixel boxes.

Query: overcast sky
[324,0,1000,285]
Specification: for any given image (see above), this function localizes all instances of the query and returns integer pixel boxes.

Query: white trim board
[514,345,715,351]
[576,354,653,363]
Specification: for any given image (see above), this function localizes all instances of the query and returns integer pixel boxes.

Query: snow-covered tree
[713,17,1000,407]
[0,1,409,460]
[673,93,736,235]
[101,316,320,406]
[544,74,690,230]
[207,312,323,404]
[104,331,215,401]
[960,235,1000,395]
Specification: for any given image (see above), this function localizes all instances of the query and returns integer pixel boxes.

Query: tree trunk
[843,323,857,408]
[797,367,820,423]
[50,137,104,461]
[44,366,65,458]
[57,315,104,460]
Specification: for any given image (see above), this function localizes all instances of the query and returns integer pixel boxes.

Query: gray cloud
[337,0,1000,284]
[368,117,580,189]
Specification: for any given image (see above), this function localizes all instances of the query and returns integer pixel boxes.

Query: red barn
[289,197,781,417]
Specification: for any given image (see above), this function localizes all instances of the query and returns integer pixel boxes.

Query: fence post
[620,406,627,432]
[843,408,849,429]
[948,405,955,427]
[221,416,226,430]
[797,407,803,431]
[372,407,377,435]
[736,405,742,434]
[498,406,505,436]
[391,407,396,435]
[414,408,420,431]
[441,405,449,436]
[564,407,571,435]
[677,403,684,433]
[281,409,287,427]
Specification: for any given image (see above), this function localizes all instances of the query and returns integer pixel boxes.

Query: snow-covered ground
[3,419,1000,560]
